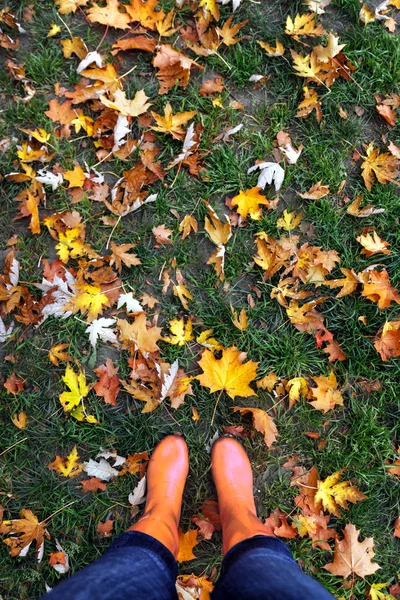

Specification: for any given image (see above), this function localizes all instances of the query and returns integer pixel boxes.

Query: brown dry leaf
[118,315,162,354]
[141,293,159,308]
[258,39,285,56]
[179,215,198,239]
[87,0,130,29]
[285,13,326,39]
[153,224,172,245]
[197,346,258,399]
[26,190,40,234]
[233,406,278,448]
[346,194,385,217]
[313,33,346,62]
[97,519,114,538]
[45,99,77,125]
[48,342,72,366]
[324,523,381,578]
[177,529,198,562]
[0,510,49,560]
[152,45,202,95]
[110,242,141,273]
[388,141,400,158]
[323,341,347,363]
[151,103,197,140]
[395,517,400,538]
[93,358,120,406]
[231,305,249,331]
[374,320,400,361]
[298,181,330,199]
[111,35,157,55]
[264,508,297,538]
[376,104,397,126]
[315,470,366,517]
[357,231,391,256]
[199,76,225,96]
[47,446,84,478]
[81,477,107,493]
[119,452,149,477]
[296,86,322,122]
[176,574,214,599]
[11,412,28,429]
[216,16,248,46]
[309,372,344,413]
[361,269,400,310]
[361,143,399,191]
[4,373,24,395]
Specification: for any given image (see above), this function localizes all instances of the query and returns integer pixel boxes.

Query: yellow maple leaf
[233,406,278,447]
[369,582,397,600]
[231,187,270,221]
[0,509,49,560]
[287,377,309,409]
[290,50,323,82]
[69,283,111,322]
[126,0,165,30]
[361,143,399,191]
[48,343,72,366]
[20,128,51,144]
[63,165,86,188]
[277,209,303,231]
[177,529,198,562]
[258,39,285,56]
[173,283,193,309]
[156,9,177,37]
[55,227,85,263]
[309,371,344,413]
[71,114,94,135]
[47,23,61,37]
[196,329,223,350]
[100,89,151,117]
[26,190,40,235]
[196,346,258,399]
[199,0,220,20]
[216,16,248,46]
[296,86,323,122]
[87,0,131,29]
[315,470,367,517]
[151,103,197,140]
[117,314,162,353]
[357,231,391,256]
[56,0,89,14]
[285,12,326,38]
[163,317,193,345]
[59,364,89,413]
[47,446,84,478]
[11,412,28,429]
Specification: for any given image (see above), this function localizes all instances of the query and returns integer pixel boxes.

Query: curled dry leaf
[233,406,278,448]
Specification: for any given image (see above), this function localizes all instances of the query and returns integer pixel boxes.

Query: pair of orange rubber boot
[128,436,269,557]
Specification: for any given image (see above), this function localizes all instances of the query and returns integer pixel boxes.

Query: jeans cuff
[222,535,297,572]
[108,531,178,575]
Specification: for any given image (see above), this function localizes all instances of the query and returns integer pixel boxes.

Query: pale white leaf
[0,317,14,343]
[9,257,19,287]
[205,430,220,453]
[128,475,147,506]
[249,74,265,82]
[117,293,143,314]
[113,114,131,152]
[278,142,303,165]
[85,317,118,348]
[35,169,63,191]
[97,450,126,467]
[223,123,243,142]
[83,458,119,481]
[160,360,179,401]
[51,540,70,574]
[77,51,103,73]
[248,161,285,191]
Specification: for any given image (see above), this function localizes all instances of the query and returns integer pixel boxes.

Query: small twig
[169,161,183,189]
[106,215,122,249]
[96,24,109,53]
[57,14,73,39]
[117,65,137,81]
[41,500,80,525]
[210,390,223,427]
[0,437,28,457]
[91,151,113,169]
[163,404,182,427]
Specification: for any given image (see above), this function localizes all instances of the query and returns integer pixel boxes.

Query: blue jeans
[46,532,334,599]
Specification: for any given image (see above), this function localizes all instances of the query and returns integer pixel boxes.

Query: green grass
[0,0,400,599]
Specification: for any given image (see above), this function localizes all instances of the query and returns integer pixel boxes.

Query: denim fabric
[46,532,334,600]
[46,532,178,600]
[212,535,335,599]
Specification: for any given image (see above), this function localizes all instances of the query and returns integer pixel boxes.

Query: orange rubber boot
[211,437,270,555]
[128,435,189,558]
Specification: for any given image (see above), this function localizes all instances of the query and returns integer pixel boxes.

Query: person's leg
[211,438,334,600]
[46,435,188,600]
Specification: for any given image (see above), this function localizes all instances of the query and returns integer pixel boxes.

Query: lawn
[0,0,400,598]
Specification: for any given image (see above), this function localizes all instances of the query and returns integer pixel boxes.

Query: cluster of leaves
[0,0,400,598]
